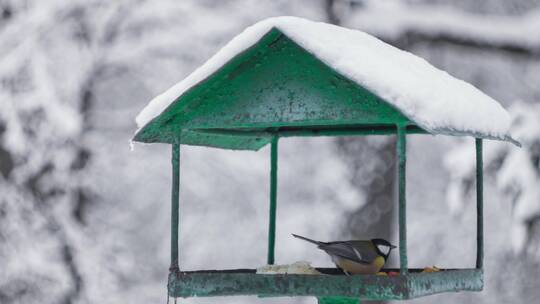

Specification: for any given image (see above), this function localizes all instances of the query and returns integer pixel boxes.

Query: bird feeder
[133,17,519,304]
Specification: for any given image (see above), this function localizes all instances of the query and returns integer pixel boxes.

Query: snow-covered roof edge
[134,16,519,146]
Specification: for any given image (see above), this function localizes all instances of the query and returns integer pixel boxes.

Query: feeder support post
[267,135,279,265]
[170,143,180,271]
[476,138,484,269]
[397,126,408,274]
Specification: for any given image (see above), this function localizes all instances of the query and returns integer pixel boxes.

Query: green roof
[133,24,519,149]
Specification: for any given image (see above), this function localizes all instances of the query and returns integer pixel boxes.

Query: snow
[256,261,321,275]
[445,101,540,254]
[347,0,540,51]
[496,103,540,253]
[135,16,513,142]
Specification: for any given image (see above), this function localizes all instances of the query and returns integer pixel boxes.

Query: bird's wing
[319,241,378,265]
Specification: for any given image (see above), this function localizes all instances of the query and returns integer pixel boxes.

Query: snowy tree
[445,102,540,257]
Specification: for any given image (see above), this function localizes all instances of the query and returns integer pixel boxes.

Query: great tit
[292,234,396,275]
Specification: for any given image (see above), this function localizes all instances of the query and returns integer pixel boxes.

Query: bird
[292,234,396,275]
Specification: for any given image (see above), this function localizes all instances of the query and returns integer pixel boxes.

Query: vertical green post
[267,135,279,265]
[170,143,180,271]
[397,126,408,274]
[475,138,484,269]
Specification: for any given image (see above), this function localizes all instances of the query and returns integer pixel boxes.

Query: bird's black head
[371,238,397,259]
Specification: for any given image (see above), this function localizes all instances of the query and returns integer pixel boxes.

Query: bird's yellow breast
[373,256,385,270]
[334,255,386,275]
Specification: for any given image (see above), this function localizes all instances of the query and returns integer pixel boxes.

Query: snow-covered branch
[346,1,540,57]
[445,101,540,256]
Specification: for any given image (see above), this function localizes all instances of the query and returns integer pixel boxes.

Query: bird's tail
[292,234,322,245]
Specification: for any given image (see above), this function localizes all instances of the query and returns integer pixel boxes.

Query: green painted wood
[318,296,360,304]
[476,138,484,269]
[191,124,428,139]
[277,125,427,137]
[267,136,279,265]
[406,269,484,298]
[170,143,180,270]
[180,129,270,150]
[397,126,408,274]
[167,268,483,299]
[133,28,412,149]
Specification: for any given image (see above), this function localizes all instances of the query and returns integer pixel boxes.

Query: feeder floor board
[168,268,483,300]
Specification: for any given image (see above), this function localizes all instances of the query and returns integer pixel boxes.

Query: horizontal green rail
[191,125,428,138]
[277,125,427,137]
[168,268,483,300]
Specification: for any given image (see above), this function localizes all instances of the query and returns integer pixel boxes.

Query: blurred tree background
[0,0,539,303]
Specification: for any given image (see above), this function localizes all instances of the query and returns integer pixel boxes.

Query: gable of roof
[133,28,418,149]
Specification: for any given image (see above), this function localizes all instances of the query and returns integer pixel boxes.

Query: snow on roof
[135,16,515,142]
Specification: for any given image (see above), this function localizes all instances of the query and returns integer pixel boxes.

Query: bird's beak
[390,245,397,249]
